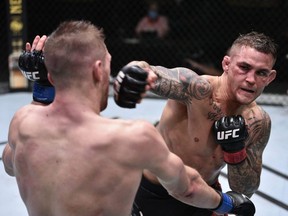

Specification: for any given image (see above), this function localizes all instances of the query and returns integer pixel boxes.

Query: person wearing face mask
[135,1,170,39]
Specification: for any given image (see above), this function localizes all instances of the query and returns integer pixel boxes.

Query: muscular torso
[144,96,225,185]
[157,99,225,185]
[9,104,145,216]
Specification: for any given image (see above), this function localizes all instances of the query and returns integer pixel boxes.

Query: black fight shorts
[131,175,224,216]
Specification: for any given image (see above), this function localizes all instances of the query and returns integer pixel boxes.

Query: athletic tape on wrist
[213,192,233,214]
[223,148,247,164]
[33,82,55,104]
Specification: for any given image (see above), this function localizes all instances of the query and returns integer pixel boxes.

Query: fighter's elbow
[230,182,259,198]
[170,174,201,200]
[4,166,15,177]
[2,157,15,176]
[244,186,259,198]
[2,146,15,177]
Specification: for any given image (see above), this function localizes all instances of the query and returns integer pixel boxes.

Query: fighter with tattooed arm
[114,31,277,215]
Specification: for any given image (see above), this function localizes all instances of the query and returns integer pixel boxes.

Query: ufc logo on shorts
[24,71,40,80]
[217,129,240,140]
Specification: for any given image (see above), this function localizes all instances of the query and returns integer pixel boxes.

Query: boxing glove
[113,65,148,108]
[212,191,255,216]
[213,115,248,164]
[18,50,55,104]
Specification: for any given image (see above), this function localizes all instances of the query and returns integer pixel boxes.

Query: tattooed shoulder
[246,106,271,149]
[191,76,212,100]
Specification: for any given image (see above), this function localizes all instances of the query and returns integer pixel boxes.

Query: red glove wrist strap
[223,149,247,164]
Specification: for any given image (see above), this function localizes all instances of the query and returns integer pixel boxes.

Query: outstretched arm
[149,65,212,104]
[155,154,221,209]
[128,60,212,102]
[113,61,212,108]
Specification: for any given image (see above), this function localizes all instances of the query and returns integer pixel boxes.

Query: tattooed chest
[207,101,224,121]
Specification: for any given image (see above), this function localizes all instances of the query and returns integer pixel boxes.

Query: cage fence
[1,0,287,105]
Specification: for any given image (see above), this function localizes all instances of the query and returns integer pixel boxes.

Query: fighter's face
[223,46,276,105]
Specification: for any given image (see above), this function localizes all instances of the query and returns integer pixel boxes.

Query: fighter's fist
[213,191,255,216]
[213,115,248,164]
[18,50,54,104]
[114,65,148,108]
[18,50,51,86]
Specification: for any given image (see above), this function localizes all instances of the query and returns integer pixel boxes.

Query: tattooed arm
[126,61,212,104]
[227,107,271,198]
[150,66,212,104]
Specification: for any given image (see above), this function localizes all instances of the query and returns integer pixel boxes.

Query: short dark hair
[231,31,278,61]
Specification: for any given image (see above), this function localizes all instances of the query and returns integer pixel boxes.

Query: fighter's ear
[222,55,230,73]
[266,70,277,86]
[92,60,102,82]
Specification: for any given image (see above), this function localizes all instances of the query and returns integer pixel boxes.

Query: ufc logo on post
[217,129,240,140]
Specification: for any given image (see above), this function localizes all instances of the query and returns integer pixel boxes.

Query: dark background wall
[1,0,288,93]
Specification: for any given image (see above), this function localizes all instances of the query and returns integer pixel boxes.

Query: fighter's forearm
[227,108,271,197]
[227,138,266,198]
[2,144,15,176]
[164,165,221,209]
[150,66,211,104]
[150,66,187,99]
[227,159,260,198]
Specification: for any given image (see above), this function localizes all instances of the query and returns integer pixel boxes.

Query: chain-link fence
[1,0,288,96]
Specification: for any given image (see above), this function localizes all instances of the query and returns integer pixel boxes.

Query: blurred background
[1,0,288,97]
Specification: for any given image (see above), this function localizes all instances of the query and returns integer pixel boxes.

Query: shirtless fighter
[2,21,255,216]
[114,31,277,215]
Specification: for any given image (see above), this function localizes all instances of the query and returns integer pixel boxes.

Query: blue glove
[212,191,255,216]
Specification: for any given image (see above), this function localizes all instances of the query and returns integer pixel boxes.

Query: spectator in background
[163,0,197,39]
[135,1,170,39]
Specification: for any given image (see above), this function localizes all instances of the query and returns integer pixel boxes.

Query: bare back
[8,104,161,216]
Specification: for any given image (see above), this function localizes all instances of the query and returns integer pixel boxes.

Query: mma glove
[213,115,248,164]
[113,65,148,108]
[212,191,255,216]
[18,50,55,104]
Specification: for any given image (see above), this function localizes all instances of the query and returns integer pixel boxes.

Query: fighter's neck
[213,76,244,115]
[52,93,101,115]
